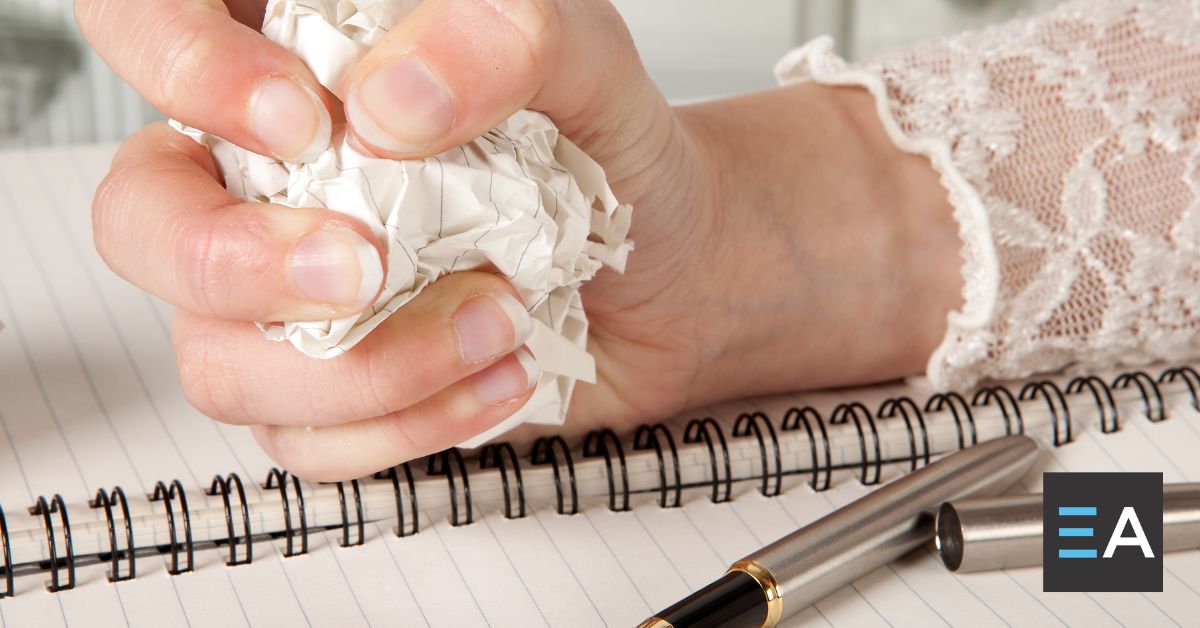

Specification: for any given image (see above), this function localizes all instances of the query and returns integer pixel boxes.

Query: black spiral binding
[374,463,418,537]
[336,480,366,547]
[480,443,527,519]
[1018,380,1073,446]
[1113,370,1165,423]
[830,402,882,486]
[264,469,307,557]
[30,494,74,592]
[150,482,196,573]
[0,504,10,598]
[207,474,252,566]
[428,449,473,526]
[972,386,1025,435]
[149,479,194,574]
[531,435,580,515]
[877,397,931,471]
[1161,366,1200,409]
[582,429,631,511]
[632,424,683,508]
[3,364,1199,594]
[1067,375,1119,433]
[925,392,977,450]
[682,418,732,503]
[89,487,135,582]
[732,412,784,497]
[780,406,832,491]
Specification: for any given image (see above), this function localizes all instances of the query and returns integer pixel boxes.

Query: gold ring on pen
[728,559,782,627]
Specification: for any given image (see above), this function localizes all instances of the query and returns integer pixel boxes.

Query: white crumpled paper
[173,0,633,447]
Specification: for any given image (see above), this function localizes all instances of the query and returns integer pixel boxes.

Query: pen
[935,482,1200,572]
[639,435,1039,628]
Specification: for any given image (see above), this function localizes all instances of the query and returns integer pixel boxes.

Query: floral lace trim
[776,0,1200,390]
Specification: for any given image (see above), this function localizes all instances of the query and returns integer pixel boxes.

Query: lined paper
[0,143,1198,627]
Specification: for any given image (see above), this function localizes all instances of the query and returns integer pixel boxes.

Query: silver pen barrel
[936,483,1200,573]
[745,434,1039,621]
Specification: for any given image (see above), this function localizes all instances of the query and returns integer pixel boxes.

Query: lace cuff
[776,0,1200,390]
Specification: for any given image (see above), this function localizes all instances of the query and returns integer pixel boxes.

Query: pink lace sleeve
[776,0,1200,390]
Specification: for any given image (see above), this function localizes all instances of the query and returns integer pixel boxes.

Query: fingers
[250,350,538,481]
[75,0,331,161]
[94,123,384,321]
[342,0,674,171]
[173,271,534,426]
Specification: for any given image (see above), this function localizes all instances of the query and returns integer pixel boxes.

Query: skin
[76,0,963,481]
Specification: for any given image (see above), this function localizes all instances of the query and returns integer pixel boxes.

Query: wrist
[677,82,962,401]
[831,83,965,371]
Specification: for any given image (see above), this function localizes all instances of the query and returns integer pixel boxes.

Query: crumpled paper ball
[173,0,633,446]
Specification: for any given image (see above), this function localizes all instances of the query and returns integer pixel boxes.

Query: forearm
[677,82,962,397]
[771,0,1200,390]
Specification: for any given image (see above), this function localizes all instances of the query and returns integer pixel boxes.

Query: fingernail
[250,76,332,162]
[347,56,455,154]
[289,228,383,308]
[453,292,533,363]
[474,350,539,406]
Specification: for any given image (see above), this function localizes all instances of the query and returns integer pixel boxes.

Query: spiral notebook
[1,143,1199,628]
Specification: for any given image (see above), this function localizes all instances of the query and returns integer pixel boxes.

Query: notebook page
[3,141,1199,628]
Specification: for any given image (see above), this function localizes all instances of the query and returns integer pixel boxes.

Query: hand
[79,0,963,481]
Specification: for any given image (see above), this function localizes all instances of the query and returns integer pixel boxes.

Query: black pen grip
[643,571,765,628]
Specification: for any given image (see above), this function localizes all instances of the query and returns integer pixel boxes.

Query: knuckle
[155,24,205,112]
[261,428,348,483]
[356,349,409,416]
[74,0,116,45]
[174,326,267,427]
[357,324,461,415]
[379,387,504,461]
[483,0,557,42]
[381,412,427,460]
[176,218,221,316]
[475,0,561,69]
[148,4,223,112]
[91,169,128,272]
[257,426,295,468]
[176,209,273,317]
[94,124,216,294]
[174,329,236,423]
[256,427,318,480]
[73,0,94,38]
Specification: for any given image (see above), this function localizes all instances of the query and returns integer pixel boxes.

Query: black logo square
[1043,472,1162,592]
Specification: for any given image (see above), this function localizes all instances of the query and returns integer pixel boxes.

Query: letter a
[1103,507,1154,558]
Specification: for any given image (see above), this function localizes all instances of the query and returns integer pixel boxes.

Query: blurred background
[0,0,1064,147]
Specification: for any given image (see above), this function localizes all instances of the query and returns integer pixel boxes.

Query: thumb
[342,0,673,178]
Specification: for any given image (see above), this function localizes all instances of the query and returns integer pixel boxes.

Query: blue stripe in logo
[1056,507,1098,559]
